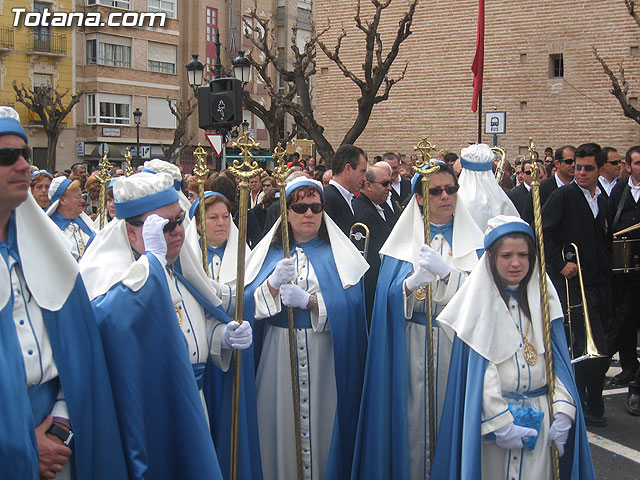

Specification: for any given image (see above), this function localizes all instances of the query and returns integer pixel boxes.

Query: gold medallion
[414,286,426,301]
[522,341,537,366]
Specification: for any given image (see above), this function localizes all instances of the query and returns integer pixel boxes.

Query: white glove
[268,257,296,290]
[222,321,252,350]
[280,283,311,309]
[209,278,223,298]
[405,244,450,291]
[494,423,538,451]
[142,214,169,267]
[548,412,572,457]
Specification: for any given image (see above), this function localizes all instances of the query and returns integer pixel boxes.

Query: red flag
[471,0,485,112]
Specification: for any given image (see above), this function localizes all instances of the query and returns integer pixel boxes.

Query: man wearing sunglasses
[79,172,254,479]
[543,143,612,427]
[598,147,622,199]
[353,163,395,322]
[541,145,576,206]
[0,107,128,478]
[507,160,533,218]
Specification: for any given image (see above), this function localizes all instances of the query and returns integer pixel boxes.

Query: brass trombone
[562,243,605,363]
[349,222,370,258]
[491,146,507,187]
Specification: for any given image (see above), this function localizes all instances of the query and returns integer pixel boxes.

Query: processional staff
[529,137,561,480]
[271,142,304,479]
[412,136,440,465]
[96,151,113,230]
[124,149,135,177]
[193,144,210,273]
[228,131,263,480]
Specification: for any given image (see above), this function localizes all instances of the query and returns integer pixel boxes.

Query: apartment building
[0,0,76,170]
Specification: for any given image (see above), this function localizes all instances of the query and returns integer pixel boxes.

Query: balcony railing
[29,33,67,55]
[0,27,14,50]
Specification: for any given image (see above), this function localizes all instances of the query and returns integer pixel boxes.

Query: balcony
[0,27,14,50]
[29,33,67,56]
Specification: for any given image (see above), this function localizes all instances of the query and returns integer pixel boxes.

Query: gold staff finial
[96,150,114,230]
[124,149,135,177]
[414,137,437,168]
[193,144,210,273]
[271,142,289,187]
[229,131,263,187]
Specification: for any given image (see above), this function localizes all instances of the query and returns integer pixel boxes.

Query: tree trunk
[46,131,60,172]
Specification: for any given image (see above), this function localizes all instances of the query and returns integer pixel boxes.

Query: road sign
[485,111,506,135]
[206,133,224,158]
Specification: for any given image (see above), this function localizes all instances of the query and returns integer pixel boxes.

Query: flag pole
[477,89,482,143]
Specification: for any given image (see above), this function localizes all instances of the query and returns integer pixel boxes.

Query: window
[148,0,176,19]
[33,2,50,51]
[87,0,130,8]
[148,41,176,73]
[206,8,218,41]
[33,73,52,93]
[147,97,176,128]
[86,34,131,68]
[87,93,131,125]
[549,53,564,78]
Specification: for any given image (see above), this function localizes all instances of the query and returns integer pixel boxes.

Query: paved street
[589,360,640,479]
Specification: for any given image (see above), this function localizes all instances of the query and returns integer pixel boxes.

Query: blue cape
[172,259,263,480]
[431,319,596,479]
[50,211,95,238]
[245,237,368,479]
[351,255,415,479]
[92,253,224,480]
[0,215,127,479]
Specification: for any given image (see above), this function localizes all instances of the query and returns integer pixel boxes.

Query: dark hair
[209,175,238,208]
[444,152,458,164]
[331,144,366,175]
[414,164,459,198]
[575,143,605,168]
[544,147,553,156]
[71,163,85,173]
[625,145,640,165]
[272,186,328,245]
[486,233,536,320]
[554,145,576,161]
[382,152,399,163]
[601,146,617,160]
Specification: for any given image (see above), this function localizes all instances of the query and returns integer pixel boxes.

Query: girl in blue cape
[433,215,595,479]
[244,177,369,480]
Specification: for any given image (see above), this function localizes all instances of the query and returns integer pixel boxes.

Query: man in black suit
[324,144,367,235]
[506,159,532,217]
[383,152,411,211]
[542,143,612,427]
[598,147,622,202]
[607,146,640,403]
[353,163,394,323]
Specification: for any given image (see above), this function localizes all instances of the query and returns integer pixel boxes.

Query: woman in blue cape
[352,164,484,479]
[433,215,595,479]
[244,177,369,479]
[185,191,263,480]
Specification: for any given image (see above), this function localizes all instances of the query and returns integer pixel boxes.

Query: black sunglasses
[429,185,459,196]
[523,170,532,175]
[289,203,323,214]
[574,164,597,172]
[370,179,391,187]
[127,211,186,232]
[0,146,32,166]
[607,160,621,166]
[559,158,575,165]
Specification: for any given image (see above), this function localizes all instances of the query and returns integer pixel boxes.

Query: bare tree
[243,0,418,162]
[594,0,640,124]
[13,82,83,172]
[163,97,197,162]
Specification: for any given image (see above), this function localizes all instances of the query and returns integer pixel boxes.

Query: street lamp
[133,107,142,166]
[232,51,251,84]
[185,54,204,95]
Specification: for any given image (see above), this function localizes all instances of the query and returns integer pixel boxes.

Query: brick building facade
[314,1,640,161]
